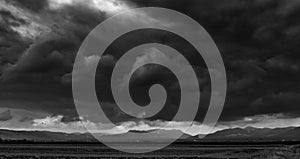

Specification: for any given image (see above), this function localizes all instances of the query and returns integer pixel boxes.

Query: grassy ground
[0,143,299,158]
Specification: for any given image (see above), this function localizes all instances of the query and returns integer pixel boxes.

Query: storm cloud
[0,110,12,121]
[0,0,300,132]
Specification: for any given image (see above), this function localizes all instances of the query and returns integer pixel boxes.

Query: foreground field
[0,143,299,159]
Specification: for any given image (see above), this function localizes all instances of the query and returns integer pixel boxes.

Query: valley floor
[0,143,299,159]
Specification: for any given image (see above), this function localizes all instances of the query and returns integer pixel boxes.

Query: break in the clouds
[1,0,300,133]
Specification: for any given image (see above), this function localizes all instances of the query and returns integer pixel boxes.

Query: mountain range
[0,127,300,142]
[203,127,300,141]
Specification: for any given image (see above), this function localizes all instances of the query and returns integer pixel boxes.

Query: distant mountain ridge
[203,126,300,141]
[0,129,191,142]
[0,129,96,142]
[95,129,193,142]
[0,126,300,142]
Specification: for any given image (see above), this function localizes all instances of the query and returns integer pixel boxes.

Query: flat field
[0,142,299,159]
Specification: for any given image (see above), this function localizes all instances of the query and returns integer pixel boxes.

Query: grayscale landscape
[1,0,300,158]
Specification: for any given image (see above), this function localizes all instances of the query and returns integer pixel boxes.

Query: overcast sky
[0,0,300,135]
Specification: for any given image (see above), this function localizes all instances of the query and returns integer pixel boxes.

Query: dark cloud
[0,10,32,67]
[0,0,106,120]
[8,0,49,12]
[1,0,300,127]
[0,110,13,121]
[61,115,81,123]
[19,116,34,122]
[125,0,300,122]
[250,92,300,117]
[265,55,300,73]
[1,35,77,82]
